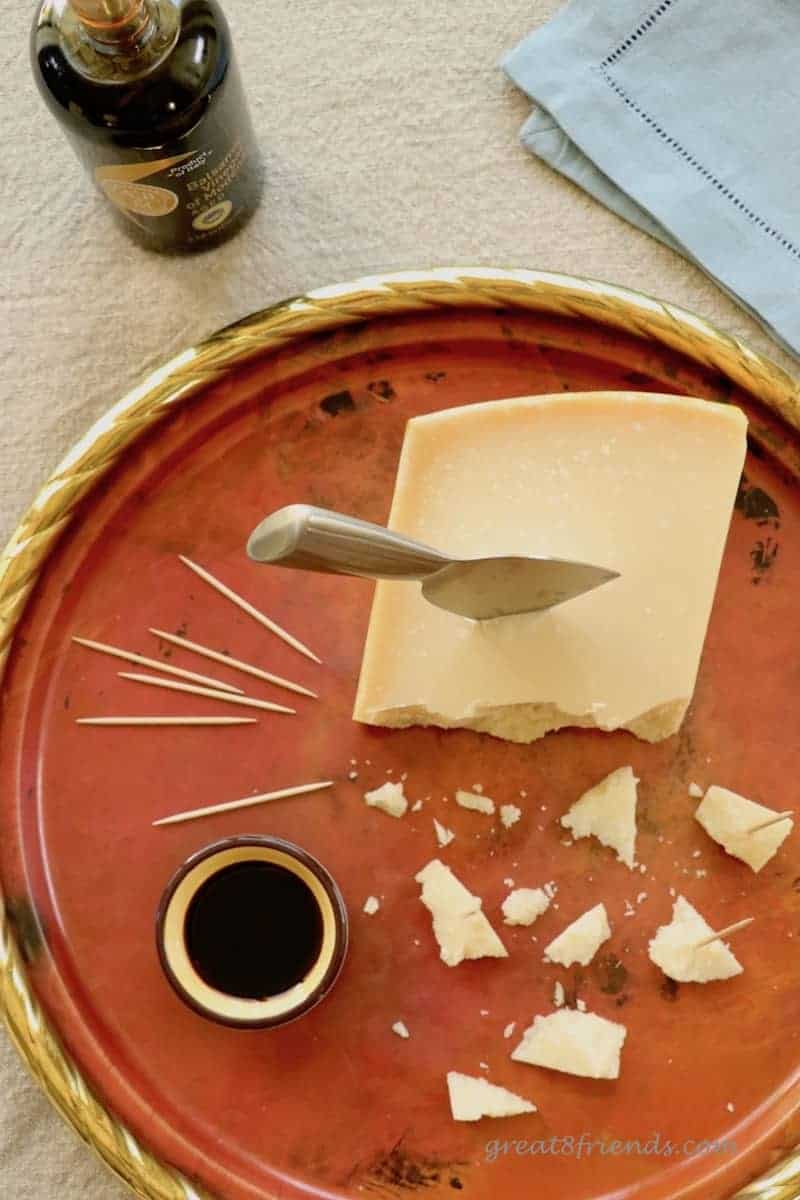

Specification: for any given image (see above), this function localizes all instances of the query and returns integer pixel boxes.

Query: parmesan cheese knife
[247,505,619,620]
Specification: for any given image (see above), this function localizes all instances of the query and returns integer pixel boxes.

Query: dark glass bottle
[32,0,262,252]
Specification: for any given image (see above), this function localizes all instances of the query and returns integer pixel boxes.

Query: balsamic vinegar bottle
[32,1,262,252]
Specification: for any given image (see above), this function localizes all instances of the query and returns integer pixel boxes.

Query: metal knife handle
[246,504,450,580]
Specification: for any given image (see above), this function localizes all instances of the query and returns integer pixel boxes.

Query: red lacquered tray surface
[1,279,799,1200]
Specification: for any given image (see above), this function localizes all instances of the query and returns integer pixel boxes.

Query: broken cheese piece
[695,785,793,872]
[648,895,743,982]
[456,789,496,815]
[447,1071,536,1122]
[502,887,550,926]
[353,393,746,743]
[364,781,407,818]
[512,1009,626,1080]
[561,766,638,869]
[415,859,507,966]
[433,818,455,847]
[543,903,611,967]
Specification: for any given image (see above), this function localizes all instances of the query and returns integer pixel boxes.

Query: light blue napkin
[502,0,800,357]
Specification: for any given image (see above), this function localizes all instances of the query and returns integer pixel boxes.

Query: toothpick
[148,628,317,699]
[73,636,243,694]
[153,780,334,826]
[117,671,295,714]
[694,917,754,950]
[746,811,793,835]
[178,555,321,664]
[76,716,257,727]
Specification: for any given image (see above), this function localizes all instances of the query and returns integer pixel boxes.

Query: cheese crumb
[364,781,408,819]
[348,770,358,780]
[456,789,496,815]
[500,804,522,829]
[433,818,455,847]
[415,859,508,967]
[503,1022,516,1039]
[363,895,380,915]
[648,895,743,982]
[503,877,515,887]
[726,1102,735,1113]
[502,887,551,927]
[512,1009,626,1080]
[446,1071,536,1122]
[576,999,587,1012]
[544,903,611,967]
[553,981,565,1008]
[392,1021,410,1039]
[689,782,704,799]
[560,767,638,869]
[411,799,423,812]
[695,785,793,872]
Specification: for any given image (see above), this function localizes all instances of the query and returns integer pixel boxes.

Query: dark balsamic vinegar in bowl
[185,861,324,1000]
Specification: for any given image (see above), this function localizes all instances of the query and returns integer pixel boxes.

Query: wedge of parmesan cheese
[415,859,508,966]
[447,1071,536,1121]
[561,767,638,869]
[353,393,747,744]
[543,903,611,967]
[695,785,793,872]
[456,789,496,815]
[511,1009,626,1080]
[501,887,551,926]
[364,781,407,818]
[648,895,743,982]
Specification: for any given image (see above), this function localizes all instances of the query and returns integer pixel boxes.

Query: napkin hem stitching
[600,0,678,69]
[596,64,800,264]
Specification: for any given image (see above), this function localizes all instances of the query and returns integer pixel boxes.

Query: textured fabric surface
[0,2,795,1197]
[503,0,800,355]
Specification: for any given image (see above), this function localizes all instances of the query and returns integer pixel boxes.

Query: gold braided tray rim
[1,266,799,1200]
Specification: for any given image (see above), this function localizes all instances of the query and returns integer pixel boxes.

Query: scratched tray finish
[1,270,800,1200]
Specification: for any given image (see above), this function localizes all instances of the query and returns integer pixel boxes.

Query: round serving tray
[1,268,800,1200]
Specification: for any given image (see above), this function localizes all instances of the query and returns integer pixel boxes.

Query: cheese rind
[446,1072,536,1121]
[511,1009,626,1079]
[561,767,638,869]
[543,903,611,967]
[648,895,743,982]
[501,887,551,926]
[415,859,507,966]
[695,785,793,872]
[354,393,747,744]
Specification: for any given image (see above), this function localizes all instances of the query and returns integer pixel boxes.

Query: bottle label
[93,132,254,246]
[95,152,189,215]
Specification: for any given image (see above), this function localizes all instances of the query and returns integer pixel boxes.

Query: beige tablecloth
[0,1,795,1196]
